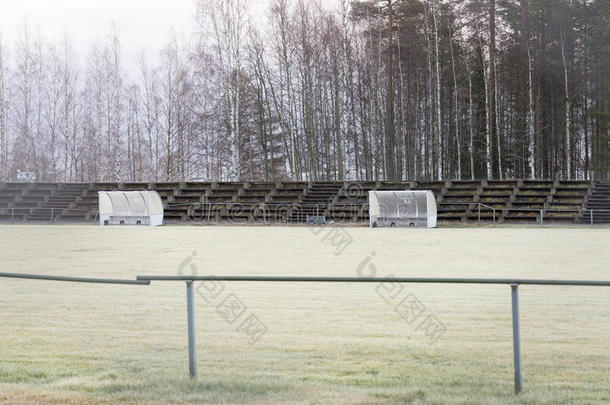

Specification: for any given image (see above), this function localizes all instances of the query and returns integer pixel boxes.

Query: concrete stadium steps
[268,182,308,204]
[236,182,276,203]
[581,182,610,224]
[328,181,377,223]
[449,180,481,189]
[332,181,380,222]
[410,181,444,194]
[501,180,553,223]
[439,181,480,222]
[0,194,17,206]
[76,189,105,211]
[487,180,519,188]
[158,183,188,221]
[466,205,498,222]
[438,204,470,221]
[288,182,344,223]
[170,194,204,205]
[0,183,29,220]
[1,179,600,224]
[166,183,212,217]
[548,181,589,213]
[479,183,513,213]
[91,183,120,191]
[334,181,378,204]
[436,182,470,222]
[478,179,518,219]
[204,183,240,203]
[185,202,286,223]
[537,180,589,224]
[28,183,92,221]
[0,183,30,208]
[150,182,180,200]
[118,182,149,190]
[0,183,55,220]
[164,182,280,222]
[169,189,207,203]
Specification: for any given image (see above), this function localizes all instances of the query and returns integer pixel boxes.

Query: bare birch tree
[197,0,251,180]
[0,37,8,180]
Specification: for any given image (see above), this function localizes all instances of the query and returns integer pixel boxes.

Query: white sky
[0,0,197,71]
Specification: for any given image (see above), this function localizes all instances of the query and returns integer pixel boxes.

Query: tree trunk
[449,22,461,180]
[561,33,571,179]
[489,0,497,179]
[384,0,396,180]
[482,44,492,178]
[527,47,535,178]
[467,69,475,180]
[0,40,7,181]
[432,2,442,180]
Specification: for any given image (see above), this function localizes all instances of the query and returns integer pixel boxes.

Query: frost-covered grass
[1,225,609,404]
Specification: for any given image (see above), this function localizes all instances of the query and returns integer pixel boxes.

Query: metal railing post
[51,208,54,222]
[540,210,544,226]
[590,210,593,227]
[478,204,481,225]
[11,207,14,223]
[511,284,522,394]
[186,280,197,378]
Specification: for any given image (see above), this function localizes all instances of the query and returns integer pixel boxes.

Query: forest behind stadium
[0,0,608,183]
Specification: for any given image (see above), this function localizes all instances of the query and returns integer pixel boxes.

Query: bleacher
[1,179,606,224]
[581,181,610,224]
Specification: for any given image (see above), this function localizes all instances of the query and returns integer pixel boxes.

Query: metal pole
[186,280,197,378]
[511,284,522,394]
[590,210,593,227]
[540,210,543,226]
[12,207,14,223]
[51,208,54,222]
[478,204,481,225]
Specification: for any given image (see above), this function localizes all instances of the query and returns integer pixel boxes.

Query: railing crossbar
[0,272,150,285]
[136,275,610,286]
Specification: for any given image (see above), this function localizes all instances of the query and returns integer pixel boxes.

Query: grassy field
[0,225,609,404]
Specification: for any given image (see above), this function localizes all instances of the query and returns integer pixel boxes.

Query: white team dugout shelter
[98,191,164,226]
[368,190,437,228]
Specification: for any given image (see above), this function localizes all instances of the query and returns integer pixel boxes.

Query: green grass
[1,225,609,404]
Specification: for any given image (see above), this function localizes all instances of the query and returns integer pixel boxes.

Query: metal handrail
[0,207,94,212]
[167,202,365,208]
[0,272,149,285]
[136,274,610,393]
[171,201,610,226]
[2,202,608,226]
[499,207,610,226]
[2,271,609,393]
[0,207,98,223]
[437,202,497,225]
[136,275,610,286]
[504,207,610,213]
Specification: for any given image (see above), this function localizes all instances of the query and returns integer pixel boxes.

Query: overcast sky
[0,0,197,70]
